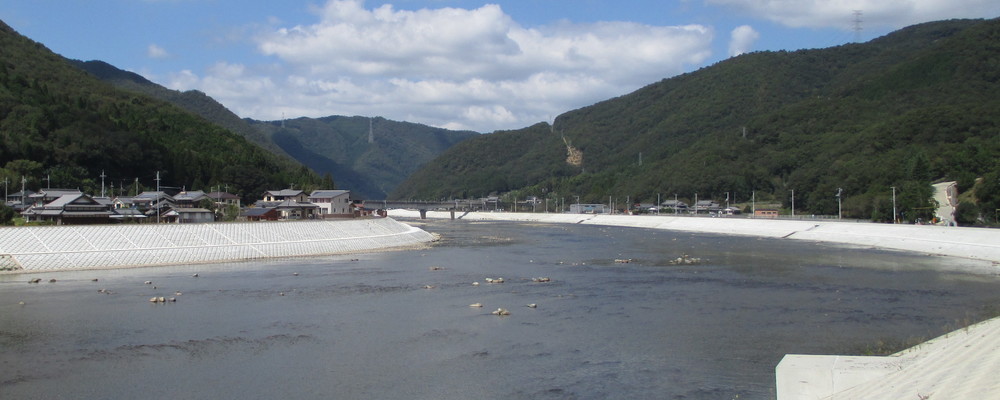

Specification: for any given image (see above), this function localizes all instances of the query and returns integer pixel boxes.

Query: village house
[754,209,779,218]
[263,189,309,202]
[660,199,688,212]
[112,196,136,209]
[21,193,113,225]
[309,190,355,218]
[163,208,215,224]
[207,191,241,208]
[693,200,721,214]
[132,191,175,217]
[241,207,279,221]
[28,188,83,206]
[251,189,321,220]
[5,189,36,212]
[173,190,209,208]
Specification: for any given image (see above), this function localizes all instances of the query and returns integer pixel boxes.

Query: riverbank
[390,210,1000,265]
[777,315,1000,399]
[391,210,1000,399]
[0,218,435,273]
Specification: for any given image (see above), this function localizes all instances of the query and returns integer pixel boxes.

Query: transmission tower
[852,10,863,43]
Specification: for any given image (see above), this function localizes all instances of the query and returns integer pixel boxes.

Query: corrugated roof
[266,189,304,197]
[310,189,349,198]
[241,208,276,216]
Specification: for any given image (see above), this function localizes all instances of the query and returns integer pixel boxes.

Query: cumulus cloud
[170,0,713,132]
[728,25,759,56]
[707,0,1000,29]
[147,44,170,59]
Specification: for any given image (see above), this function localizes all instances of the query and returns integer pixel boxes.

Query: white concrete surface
[776,355,903,400]
[777,316,1000,399]
[391,210,1000,263]
[0,218,435,272]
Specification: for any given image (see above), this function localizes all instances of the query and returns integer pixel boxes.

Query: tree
[0,203,15,225]
[954,201,979,226]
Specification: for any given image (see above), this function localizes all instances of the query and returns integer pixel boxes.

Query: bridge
[365,199,502,219]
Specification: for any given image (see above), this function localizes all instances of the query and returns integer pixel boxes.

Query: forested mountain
[248,117,476,199]
[0,20,327,202]
[69,59,287,158]
[393,18,1000,223]
[72,61,477,199]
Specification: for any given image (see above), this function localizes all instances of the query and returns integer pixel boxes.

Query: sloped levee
[0,218,435,272]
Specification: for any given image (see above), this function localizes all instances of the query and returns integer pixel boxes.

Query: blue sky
[3,0,998,132]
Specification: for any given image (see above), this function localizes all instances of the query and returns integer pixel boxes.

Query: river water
[2,219,999,399]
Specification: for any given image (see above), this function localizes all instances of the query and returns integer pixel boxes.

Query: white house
[309,190,354,218]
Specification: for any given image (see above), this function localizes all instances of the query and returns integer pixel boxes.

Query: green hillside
[393,18,1000,223]
[72,60,477,199]
[70,59,288,159]
[0,20,327,202]
[250,116,476,199]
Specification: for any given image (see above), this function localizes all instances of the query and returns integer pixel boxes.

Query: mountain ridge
[393,18,1000,223]
[0,19,326,202]
[71,60,478,199]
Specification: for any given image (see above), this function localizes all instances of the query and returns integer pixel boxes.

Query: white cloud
[170,0,714,132]
[707,0,1000,30]
[728,25,759,56]
[147,43,170,59]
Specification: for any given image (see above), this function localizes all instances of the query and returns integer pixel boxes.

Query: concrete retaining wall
[391,210,1000,263]
[0,218,435,272]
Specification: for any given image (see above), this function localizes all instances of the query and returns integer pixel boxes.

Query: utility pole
[891,186,897,224]
[837,188,843,220]
[2,177,7,205]
[674,193,678,215]
[100,170,107,198]
[21,176,26,206]
[791,189,795,218]
[155,171,161,224]
[45,174,50,189]
[752,191,756,216]
[657,193,660,215]
[694,193,698,215]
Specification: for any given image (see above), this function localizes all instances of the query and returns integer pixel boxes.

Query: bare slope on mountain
[393,18,1000,222]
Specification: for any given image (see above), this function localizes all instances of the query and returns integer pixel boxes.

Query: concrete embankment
[391,210,1000,263]
[776,315,1000,399]
[0,218,435,272]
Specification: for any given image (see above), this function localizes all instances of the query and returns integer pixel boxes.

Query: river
[2,219,998,399]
